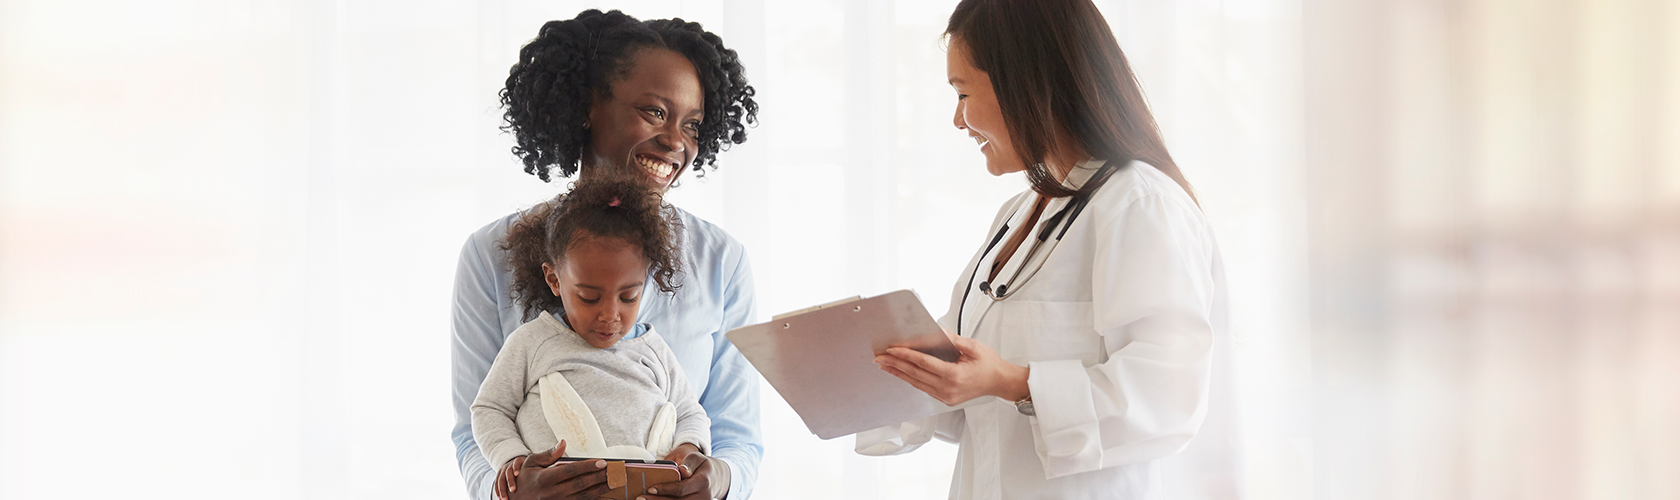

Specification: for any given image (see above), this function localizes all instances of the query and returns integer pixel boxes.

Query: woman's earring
[582,121,590,130]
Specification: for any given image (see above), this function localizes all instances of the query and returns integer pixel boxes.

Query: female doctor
[864,0,1242,498]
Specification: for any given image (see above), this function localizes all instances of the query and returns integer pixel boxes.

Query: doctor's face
[948,39,1025,176]
[543,234,650,349]
[583,48,704,193]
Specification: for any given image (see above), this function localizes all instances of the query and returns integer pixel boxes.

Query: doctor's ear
[542,262,563,296]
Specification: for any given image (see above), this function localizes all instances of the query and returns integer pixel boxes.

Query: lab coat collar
[1059,158,1113,191]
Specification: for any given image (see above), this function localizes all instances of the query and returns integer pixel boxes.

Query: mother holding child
[450,9,761,500]
[453,1,1237,499]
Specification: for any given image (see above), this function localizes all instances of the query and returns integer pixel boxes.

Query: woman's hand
[644,444,727,499]
[495,440,612,500]
[874,332,1030,406]
[662,443,706,479]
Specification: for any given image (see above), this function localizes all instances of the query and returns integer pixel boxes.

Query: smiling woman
[497,10,757,186]
[580,48,706,188]
[859,0,1239,498]
[451,9,764,500]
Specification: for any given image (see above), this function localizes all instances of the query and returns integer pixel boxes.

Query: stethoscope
[956,160,1119,337]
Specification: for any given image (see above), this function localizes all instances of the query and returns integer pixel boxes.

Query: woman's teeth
[637,156,675,178]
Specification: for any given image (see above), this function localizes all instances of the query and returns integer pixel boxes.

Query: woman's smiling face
[583,48,704,191]
[947,38,1024,177]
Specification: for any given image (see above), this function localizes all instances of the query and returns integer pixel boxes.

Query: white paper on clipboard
[726,289,984,440]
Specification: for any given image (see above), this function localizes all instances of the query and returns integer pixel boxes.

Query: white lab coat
[857,160,1243,499]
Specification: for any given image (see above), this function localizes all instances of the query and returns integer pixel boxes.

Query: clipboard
[727,289,974,440]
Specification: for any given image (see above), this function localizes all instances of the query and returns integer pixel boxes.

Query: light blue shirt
[451,206,762,500]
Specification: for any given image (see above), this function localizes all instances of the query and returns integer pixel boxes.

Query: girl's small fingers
[495,467,514,497]
[506,458,525,492]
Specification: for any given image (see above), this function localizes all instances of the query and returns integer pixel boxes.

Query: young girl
[471,177,708,476]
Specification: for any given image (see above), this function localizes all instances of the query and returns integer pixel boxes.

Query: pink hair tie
[608,196,621,207]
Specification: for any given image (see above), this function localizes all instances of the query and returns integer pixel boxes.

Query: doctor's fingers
[949,334,995,359]
[881,359,981,405]
[886,348,994,401]
[882,347,960,376]
[879,363,956,404]
[875,351,945,386]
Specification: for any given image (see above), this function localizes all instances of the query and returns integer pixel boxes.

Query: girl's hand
[874,332,1030,406]
[495,454,526,499]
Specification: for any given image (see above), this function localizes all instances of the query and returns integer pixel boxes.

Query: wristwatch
[1014,394,1035,416]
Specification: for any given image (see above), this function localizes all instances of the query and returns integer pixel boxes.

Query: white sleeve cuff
[675,431,711,456]
[1027,359,1105,478]
[854,415,942,456]
[484,440,532,471]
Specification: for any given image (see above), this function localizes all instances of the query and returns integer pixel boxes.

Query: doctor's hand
[875,333,1030,406]
[496,440,612,500]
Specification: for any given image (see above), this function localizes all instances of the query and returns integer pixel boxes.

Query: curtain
[1306,0,1680,498]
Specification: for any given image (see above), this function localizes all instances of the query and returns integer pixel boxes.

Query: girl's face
[542,235,650,349]
[583,48,704,192]
[947,39,1024,177]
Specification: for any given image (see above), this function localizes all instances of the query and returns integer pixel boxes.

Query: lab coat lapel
[989,195,1074,298]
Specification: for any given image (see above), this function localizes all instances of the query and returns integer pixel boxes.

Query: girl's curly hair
[500,9,759,182]
[501,177,685,320]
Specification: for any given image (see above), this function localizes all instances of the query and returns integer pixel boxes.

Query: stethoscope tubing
[955,161,1120,337]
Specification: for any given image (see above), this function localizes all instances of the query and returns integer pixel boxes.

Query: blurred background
[0,0,1674,499]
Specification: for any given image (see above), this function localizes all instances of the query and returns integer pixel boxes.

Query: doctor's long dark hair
[501,177,684,320]
[946,0,1196,204]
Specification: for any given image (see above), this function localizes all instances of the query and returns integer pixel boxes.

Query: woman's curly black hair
[501,176,685,320]
[500,9,759,182]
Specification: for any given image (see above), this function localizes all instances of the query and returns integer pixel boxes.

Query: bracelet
[1014,394,1035,416]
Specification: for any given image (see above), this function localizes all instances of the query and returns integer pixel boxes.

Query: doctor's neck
[1040,138,1089,183]
[1038,127,1090,182]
